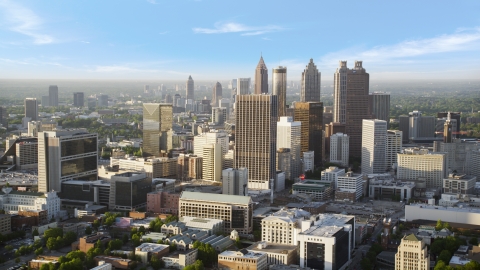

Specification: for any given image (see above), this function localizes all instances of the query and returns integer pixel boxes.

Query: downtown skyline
[0,1,479,80]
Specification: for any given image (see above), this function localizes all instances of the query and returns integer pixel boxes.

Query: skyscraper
[300,59,321,102]
[368,93,390,122]
[330,133,349,167]
[38,130,98,193]
[237,78,251,95]
[272,66,287,117]
[395,234,430,270]
[254,56,268,94]
[143,103,173,157]
[276,117,301,180]
[0,106,7,128]
[202,143,222,182]
[222,168,248,196]
[49,85,59,107]
[294,102,324,165]
[73,92,85,107]
[333,61,371,157]
[97,94,109,107]
[186,75,194,100]
[24,98,38,121]
[211,82,222,107]
[386,130,402,170]
[361,119,387,174]
[235,94,277,189]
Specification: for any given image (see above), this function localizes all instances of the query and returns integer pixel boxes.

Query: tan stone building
[218,249,268,270]
[395,234,430,270]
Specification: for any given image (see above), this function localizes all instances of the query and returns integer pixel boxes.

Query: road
[348,223,384,269]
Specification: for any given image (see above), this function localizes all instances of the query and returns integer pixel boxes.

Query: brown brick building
[72,233,111,253]
[146,191,180,215]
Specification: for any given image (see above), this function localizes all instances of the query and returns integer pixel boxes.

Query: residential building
[333,61,371,157]
[254,56,268,94]
[38,130,98,193]
[443,174,476,194]
[272,66,287,117]
[146,191,180,215]
[297,214,354,270]
[294,102,324,165]
[386,130,402,170]
[186,75,194,100]
[218,250,268,270]
[212,82,222,107]
[24,98,38,121]
[73,92,84,107]
[222,168,248,196]
[261,208,311,245]
[143,103,173,157]
[202,143,222,182]
[162,249,198,269]
[235,94,277,190]
[237,78,251,95]
[276,117,301,179]
[395,234,430,270]
[108,172,151,211]
[135,243,170,264]
[329,133,349,167]
[188,156,202,180]
[179,191,253,233]
[397,148,447,188]
[49,85,59,107]
[361,119,387,174]
[15,140,38,169]
[300,59,321,102]
[368,93,390,122]
[303,151,314,172]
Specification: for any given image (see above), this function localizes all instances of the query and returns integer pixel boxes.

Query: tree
[434,260,447,270]
[44,228,63,241]
[63,231,77,245]
[85,226,92,235]
[35,247,44,256]
[438,250,452,264]
[184,260,204,270]
[132,234,141,246]
[235,237,242,249]
[92,220,100,230]
[436,219,444,231]
[469,237,478,246]
[150,255,164,270]
[15,257,20,263]
[108,239,123,250]
[360,258,373,270]
[46,237,60,250]
[122,234,129,244]
[5,245,13,251]
[32,229,39,237]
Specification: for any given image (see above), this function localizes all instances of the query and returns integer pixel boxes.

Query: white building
[276,117,301,180]
[0,187,61,220]
[193,131,229,157]
[405,203,480,226]
[443,174,476,194]
[329,132,349,167]
[162,249,198,269]
[397,148,447,188]
[212,107,227,125]
[361,119,387,174]
[222,168,248,196]
[337,172,363,201]
[261,208,311,245]
[202,143,222,182]
[303,151,314,172]
[135,243,170,264]
[320,166,345,189]
[385,130,402,170]
[395,234,430,270]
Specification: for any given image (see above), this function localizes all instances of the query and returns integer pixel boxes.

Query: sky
[0,0,480,81]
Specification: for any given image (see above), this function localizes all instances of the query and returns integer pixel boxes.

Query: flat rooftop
[135,243,169,253]
[408,204,480,214]
[316,213,354,226]
[247,243,297,254]
[219,250,265,259]
[180,191,252,205]
[300,225,344,238]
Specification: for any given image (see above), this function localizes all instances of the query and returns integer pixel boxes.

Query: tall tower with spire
[186,75,194,100]
[254,56,268,94]
[301,59,321,102]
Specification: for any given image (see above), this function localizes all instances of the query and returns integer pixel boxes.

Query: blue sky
[0,0,479,81]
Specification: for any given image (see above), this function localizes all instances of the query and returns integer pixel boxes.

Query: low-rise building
[93,256,133,270]
[368,175,415,201]
[218,249,268,270]
[406,203,480,226]
[28,256,60,270]
[292,180,333,201]
[72,233,111,253]
[90,261,113,270]
[146,191,180,215]
[261,208,310,245]
[0,188,61,220]
[135,243,170,264]
[247,242,298,265]
[443,174,476,194]
[162,249,198,269]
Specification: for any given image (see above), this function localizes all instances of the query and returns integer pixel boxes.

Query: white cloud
[81,41,90,44]
[159,31,169,35]
[0,0,54,44]
[320,27,480,69]
[193,22,284,36]
[146,0,157,4]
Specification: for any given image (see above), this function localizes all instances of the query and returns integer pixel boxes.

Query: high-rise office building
[300,59,321,102]
[38,130,98,193]
[254,56,268,94]
[294,102,324,165]
[193,131,229,157]
[97,94,109,107]
[211,82,222,107]
[49,85,59,107]
[276,148,292,180]
[361,119,387,174]
[109,172,151,211]
[276,117,301,180]
[41,96,49,107]
[212,107,227,125]
[368,93,390,122]
[437,112,461,137]
[272,66,287,117]
[73,92,85,107]
[186,75,194,100]
[202,143,222,182]
[404,111,436,142]
[397,148,447,188]
[333,61,371,157]
[143,103,173,157]
[24,98,38,121]
[235,95,277,189]
[330,133,349,167]
[386,130,402,170]
[395,234,430,270]
[0,106,7,128]
[237,78,251,95]
[222,168,248,196]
